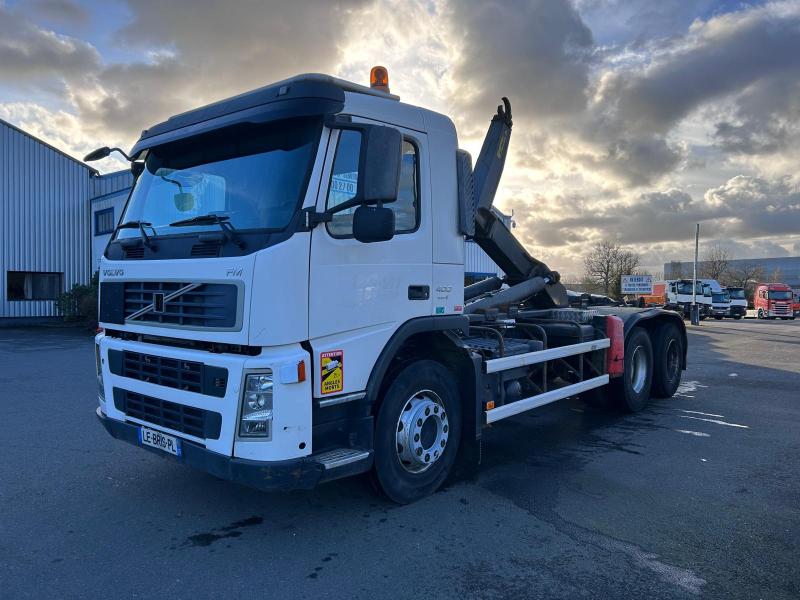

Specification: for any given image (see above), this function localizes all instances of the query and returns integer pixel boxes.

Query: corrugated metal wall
[465,241,502,277]
[91,170,133,198]
[90,170,133,271]
[1,120,93,318]
[464,209,510,278]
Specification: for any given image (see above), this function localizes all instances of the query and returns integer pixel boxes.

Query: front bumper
[97,408,323,490]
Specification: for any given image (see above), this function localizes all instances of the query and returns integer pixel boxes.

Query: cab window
[326,131,419,237]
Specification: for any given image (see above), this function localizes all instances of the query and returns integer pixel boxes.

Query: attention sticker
[320,350,344,395]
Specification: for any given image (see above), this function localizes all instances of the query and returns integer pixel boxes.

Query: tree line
[581,241,782,300]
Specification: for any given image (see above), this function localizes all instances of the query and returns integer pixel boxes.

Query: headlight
[239,372,273,438]
[95,343,105,402]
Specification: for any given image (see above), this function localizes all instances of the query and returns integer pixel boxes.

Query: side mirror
[360,125,403,204]
[353,205,395,243]
[84,146,112,162]
[83,146,133,162]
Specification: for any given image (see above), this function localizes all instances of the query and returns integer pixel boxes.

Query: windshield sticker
[320,350,344,395]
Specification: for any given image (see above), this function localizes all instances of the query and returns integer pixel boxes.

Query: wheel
[757,309,764,319]
[372,360,461,504]
[652,323,683,398]
[610,327,653,412]
[734,315,742,320]
[714,316,722,320]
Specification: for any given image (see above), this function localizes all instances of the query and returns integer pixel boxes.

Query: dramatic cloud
[449,0,594,125]
[25,0,90,26]
[2,0,799,274]
[0,4,98,81]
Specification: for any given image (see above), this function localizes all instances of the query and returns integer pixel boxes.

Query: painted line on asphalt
[674,429,711,437]
[680,410,725,418]
[680,415,749,429]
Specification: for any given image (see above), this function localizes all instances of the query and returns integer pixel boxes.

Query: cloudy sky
[2,0,799,278]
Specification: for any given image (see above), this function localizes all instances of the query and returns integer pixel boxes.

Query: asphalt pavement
[1,319,798,599]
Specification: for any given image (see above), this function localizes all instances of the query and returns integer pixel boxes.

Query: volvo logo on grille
[152,293,165,314]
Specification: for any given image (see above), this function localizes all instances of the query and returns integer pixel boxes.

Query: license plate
[138,426,182,457]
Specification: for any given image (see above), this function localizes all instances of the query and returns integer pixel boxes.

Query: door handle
[408,285,430,300]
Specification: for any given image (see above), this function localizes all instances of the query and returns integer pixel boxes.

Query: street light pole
[691,223,700,325]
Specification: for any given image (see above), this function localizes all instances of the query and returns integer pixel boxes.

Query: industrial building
[1,119,503,323]
[1,119,131,323]
[665,257,800,290]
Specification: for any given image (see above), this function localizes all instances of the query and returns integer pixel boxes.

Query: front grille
[124,246,145,259]
[772,305,790,315]
[108,350,228,397]
[113,388,221,439]
[191,243,221,257]
[123,281,238,328]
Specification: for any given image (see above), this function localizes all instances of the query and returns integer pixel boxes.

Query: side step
[313,448,371,470]
[311,448,373,484]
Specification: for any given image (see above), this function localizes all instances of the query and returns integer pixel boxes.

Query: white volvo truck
[91,71,687,503]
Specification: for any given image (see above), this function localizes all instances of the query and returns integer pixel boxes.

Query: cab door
[308,123,431,397]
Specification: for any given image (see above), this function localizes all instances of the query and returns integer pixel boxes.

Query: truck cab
[665,279,703,318]
[92,72,687,502]
[711,289,730,319]
[726,287,747,319]
[755,283,795,320]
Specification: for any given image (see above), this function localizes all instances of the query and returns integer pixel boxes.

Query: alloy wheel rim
[395,390,448,474]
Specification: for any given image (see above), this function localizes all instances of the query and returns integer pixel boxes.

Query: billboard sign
[621,275,653,295]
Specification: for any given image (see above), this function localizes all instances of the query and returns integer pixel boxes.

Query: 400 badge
[320,350,344,395]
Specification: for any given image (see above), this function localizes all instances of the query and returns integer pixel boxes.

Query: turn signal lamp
[370,66,390,93]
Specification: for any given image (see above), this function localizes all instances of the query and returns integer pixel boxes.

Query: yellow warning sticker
[320,350,344,395]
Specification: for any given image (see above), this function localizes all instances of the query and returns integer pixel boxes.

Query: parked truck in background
[664,279,704,319]
[697,279,728,320]
[89,70,687,503]
[640,281,666,308]
[754,283,795,320]
[726,287,747,319]
[711,289,730,319]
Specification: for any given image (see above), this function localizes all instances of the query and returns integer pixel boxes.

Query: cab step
[312,448,371,471]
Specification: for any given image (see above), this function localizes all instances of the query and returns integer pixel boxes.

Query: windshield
[118,118,321,239]
[712,292,728,302]
[728,288,745,300]
[769,290,793,300]
[676,281,701,295]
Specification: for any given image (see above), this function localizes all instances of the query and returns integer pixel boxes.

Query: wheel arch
[365,316,482,443]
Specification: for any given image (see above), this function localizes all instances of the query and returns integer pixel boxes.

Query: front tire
[372,360,462,504]
[652,323,683,398]
[610,327,653,412]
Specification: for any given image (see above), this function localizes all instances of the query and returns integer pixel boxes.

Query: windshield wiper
[169,214,245,249]
[117,220,156,249]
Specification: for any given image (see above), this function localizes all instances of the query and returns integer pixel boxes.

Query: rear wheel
[372,360,461,504]
[610,327,653,412]
[652,323,683,398]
